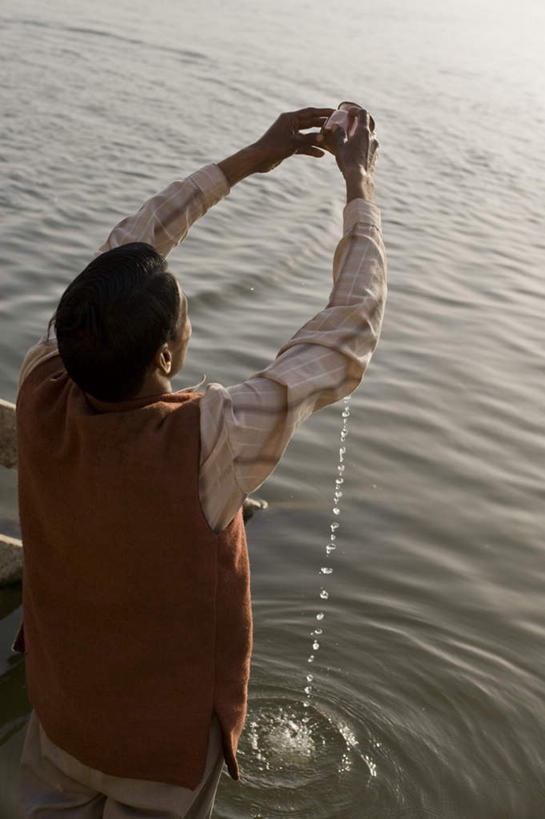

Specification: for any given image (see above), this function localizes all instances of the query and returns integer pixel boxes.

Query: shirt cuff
[186,164,230,208]
[343,198,382,234]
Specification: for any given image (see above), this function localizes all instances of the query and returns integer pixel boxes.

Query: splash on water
[246,704,316,773]
[241,698,379,783]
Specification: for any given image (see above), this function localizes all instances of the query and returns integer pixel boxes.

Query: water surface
[1,0,545,816]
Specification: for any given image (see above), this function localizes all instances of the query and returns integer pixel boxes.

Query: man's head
[54,242,190,402]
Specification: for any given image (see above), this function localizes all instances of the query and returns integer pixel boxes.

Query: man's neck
[134,373,172,400]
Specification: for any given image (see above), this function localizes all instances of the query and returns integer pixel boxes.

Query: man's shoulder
[18,342,62,393]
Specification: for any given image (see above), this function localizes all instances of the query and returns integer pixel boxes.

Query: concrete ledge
[0,533,23,586]
[0,399,16,468]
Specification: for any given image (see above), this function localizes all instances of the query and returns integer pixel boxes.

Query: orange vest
[15,355,252,788]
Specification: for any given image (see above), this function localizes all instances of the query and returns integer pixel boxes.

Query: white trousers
[17,711,225,819]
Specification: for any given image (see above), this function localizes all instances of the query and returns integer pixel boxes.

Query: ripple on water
[222,696,384,818]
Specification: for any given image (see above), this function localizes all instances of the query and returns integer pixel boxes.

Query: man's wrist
[344,167,375,204]
[217,145,264,187]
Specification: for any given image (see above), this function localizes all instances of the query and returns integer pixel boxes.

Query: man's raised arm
[97,165,230,258]
[99,106,334,258]
[199,108,386,532]
[18,106,332,386]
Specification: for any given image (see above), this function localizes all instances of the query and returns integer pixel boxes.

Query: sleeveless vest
[15,355,252,788]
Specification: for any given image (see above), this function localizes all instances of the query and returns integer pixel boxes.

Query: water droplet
[303,398,352,704]
[303,700,310,708]
[364,755,377,777]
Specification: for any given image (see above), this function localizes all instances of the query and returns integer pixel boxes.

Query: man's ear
[156,343,172,376]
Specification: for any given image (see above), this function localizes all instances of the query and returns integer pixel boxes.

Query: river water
[1,0,545,816]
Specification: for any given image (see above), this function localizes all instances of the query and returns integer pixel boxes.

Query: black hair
[53,242,181,402]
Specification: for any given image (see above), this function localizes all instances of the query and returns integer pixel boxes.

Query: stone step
[0,398,16,468]
[0,533,23,586]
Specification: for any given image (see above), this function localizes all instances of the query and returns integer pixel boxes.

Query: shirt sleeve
[198,198,387,532]
[18,164,231,387]
[97,164,230,258]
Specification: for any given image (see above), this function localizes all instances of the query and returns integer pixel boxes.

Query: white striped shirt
[19,164,387,531]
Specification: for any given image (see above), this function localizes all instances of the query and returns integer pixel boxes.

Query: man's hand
[217,106,334,186]
[323,107,379,203]
[250,106,335,173]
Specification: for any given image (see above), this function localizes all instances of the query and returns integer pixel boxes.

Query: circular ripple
[226,695,382,817]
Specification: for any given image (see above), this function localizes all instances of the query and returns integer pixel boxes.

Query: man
[14,105,385,818]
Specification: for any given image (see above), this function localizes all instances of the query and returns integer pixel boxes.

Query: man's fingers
[295,146,326,158]
[296,125,343,153]
[293,131,328,157]
[294,131,324,146]
[288,106,335,128]
[354,108,376,135]
[291,106,335,119]
[355,108,370,131]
